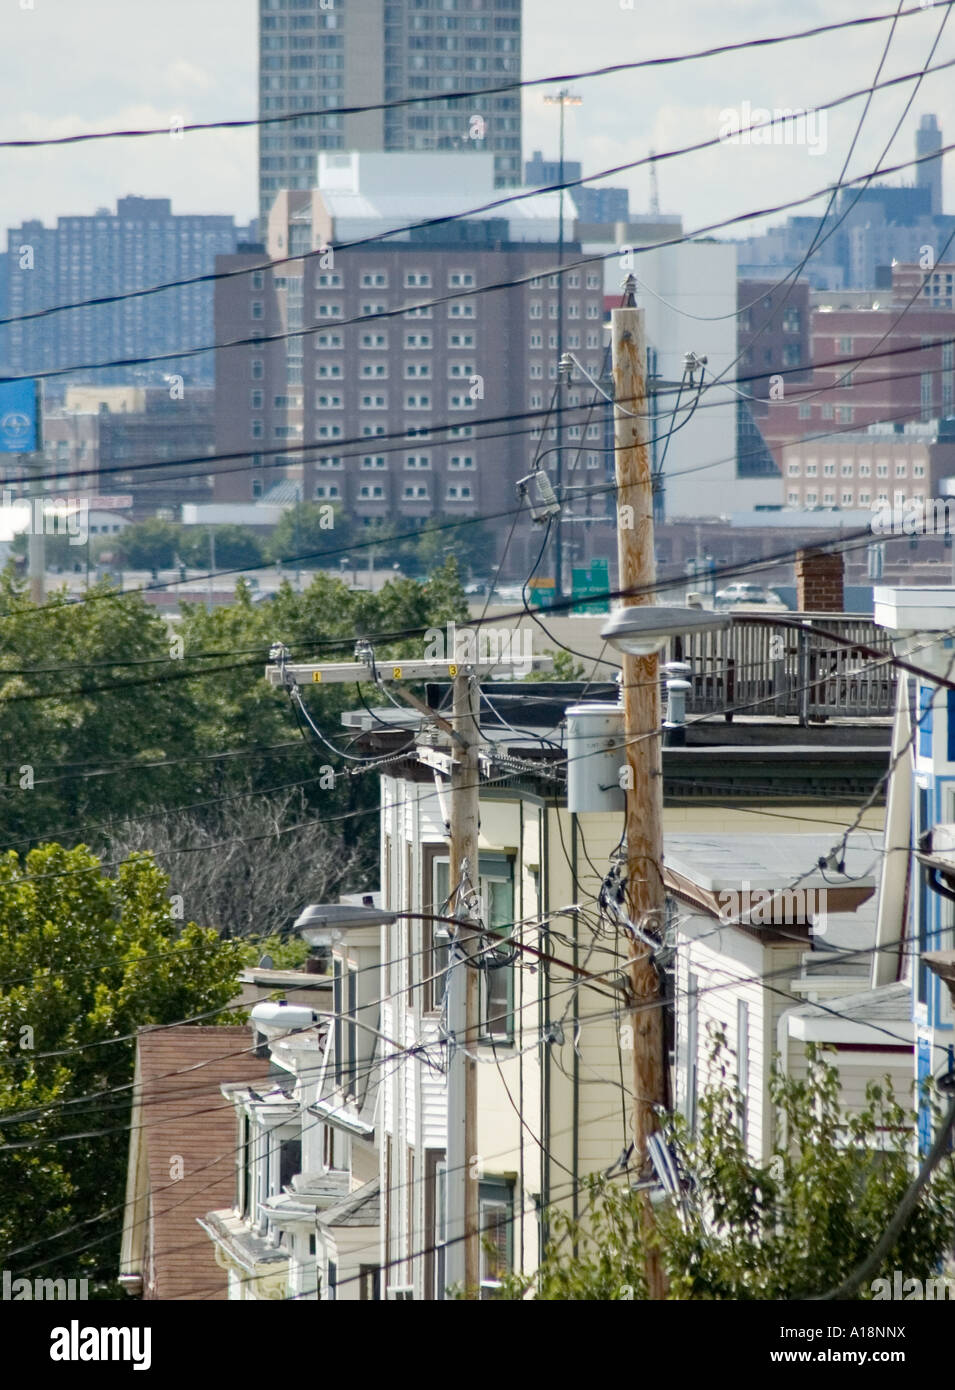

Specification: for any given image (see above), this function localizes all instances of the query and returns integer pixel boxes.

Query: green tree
[0,843,243,1290]
[178,525,264,570]
[114,519,182,571]
[265,502,349,567]
[524,648,586,681]
[500,1040,955,1301]
[0,573,203,845]
[0,558,467,914]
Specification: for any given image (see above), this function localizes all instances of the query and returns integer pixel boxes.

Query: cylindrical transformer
[565,701,626,814]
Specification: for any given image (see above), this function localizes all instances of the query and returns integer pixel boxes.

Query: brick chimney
[795,547,844,613]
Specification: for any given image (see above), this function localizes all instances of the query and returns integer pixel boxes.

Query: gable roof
[121,1025,270,1301]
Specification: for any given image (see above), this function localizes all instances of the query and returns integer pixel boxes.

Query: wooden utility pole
[444,667,482,1298]
[611,275,668,1299]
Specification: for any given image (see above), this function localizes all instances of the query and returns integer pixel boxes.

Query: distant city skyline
[0,0,953,242]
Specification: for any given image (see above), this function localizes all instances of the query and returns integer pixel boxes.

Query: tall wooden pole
[445,668,482,1297]
[611,275,668,1299]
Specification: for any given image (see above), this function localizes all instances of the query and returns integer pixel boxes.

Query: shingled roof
[120,1025,270,1301]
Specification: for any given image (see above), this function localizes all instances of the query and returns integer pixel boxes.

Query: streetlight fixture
[601,605,729,657]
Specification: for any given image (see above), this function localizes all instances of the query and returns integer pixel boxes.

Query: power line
[6,79,955,385]
[0,7,929,156]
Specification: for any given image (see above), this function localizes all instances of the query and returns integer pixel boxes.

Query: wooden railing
[663,613,895,723]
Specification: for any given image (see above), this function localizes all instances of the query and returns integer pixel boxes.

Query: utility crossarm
[265,655,554,687]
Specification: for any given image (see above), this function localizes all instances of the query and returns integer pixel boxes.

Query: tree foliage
[0,843,242,1289]
[501,1039,955,1301]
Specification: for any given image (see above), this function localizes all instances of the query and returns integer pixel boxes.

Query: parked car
[714,581,780,609]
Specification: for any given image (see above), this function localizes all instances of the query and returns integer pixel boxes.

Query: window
[405,362,431,377]
[404,304,433,319]
[405,333,433,349]
[837,406,853,424]
[479,855,514,1042]
[251,358,264,380]
[448,392,474,410]
[279,1137,302,1192]
[448,270,475,287]
[787,490,800,505]
[359,483,385,499]
[448,332,474,349]
[361,394,387,410]
[841,490,854,506]
[913,462,926,478]
[529,301,542,319]
[361,362,389,378]
[838,336,853,354]
[317,332,343,349]
[361,271,388,287]
[798,403,811,420]
[405,393,431,409]
[361,332,388,349]
[361,455,387,469]
[446,484,472,499]
[317,302,343,318]
[787,462,800,476]
[859,461,871,477]
[402,484,429,499]
[822,462,835,477]
[316,393,343,409]
[316,362,342,379]
[841,461,853,477]
[250,389,264,409]
[448,303,475,318]
[405,271,431,287]
[876,462,889,478]
[449,455,474,469]
[478,1178,513,1296]
[805,491,817,505]
[315,271,342,288]
[405,454,430,469]
[361,302,387,316]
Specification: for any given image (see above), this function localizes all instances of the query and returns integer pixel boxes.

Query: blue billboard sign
[0,379,39,454]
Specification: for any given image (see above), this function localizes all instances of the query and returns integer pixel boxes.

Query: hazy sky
[0,0,952,237]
